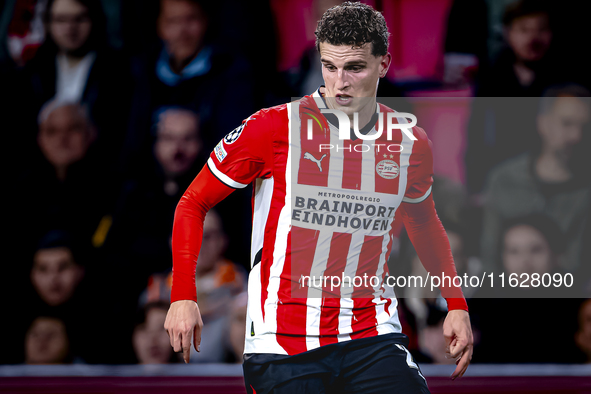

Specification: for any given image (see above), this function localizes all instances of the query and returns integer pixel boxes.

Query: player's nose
[335,69,350,90]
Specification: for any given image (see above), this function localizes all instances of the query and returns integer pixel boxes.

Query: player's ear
[379,53,392,78]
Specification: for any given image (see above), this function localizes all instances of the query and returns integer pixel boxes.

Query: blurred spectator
[501,215,565,278]
[20,230,115,364]
[470,215,579,363]
[443,0,488,88]
[464,0,576,194]
[414,305,455,365]
[20,0,132,160]
[37,100,96,181]
[480,85,591,276]
[133,210,246,363]
[154,107,202,195]
[132,302,179,364]
[402,220,479,326]
[480,0,555,97]
[30,231,84,307]
[104,107,205,302]
[126,0,256,165]
[575,299,591,363]
[228,291,247,363]
[25,316,72,364]
[190,210,246,363]
[194,210,245,318]
[9,100,114,256]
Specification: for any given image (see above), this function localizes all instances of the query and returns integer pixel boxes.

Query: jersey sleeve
[207,110,274,189]
[402,127,433,204]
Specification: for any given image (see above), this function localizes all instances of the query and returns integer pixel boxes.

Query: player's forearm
[170,166,234,302]
[400,195,468,311]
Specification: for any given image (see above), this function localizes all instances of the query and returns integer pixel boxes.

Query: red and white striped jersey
[207,88,433,355]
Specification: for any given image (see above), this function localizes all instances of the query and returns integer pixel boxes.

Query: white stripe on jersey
[251,177,274,268]
[207,158,248,188]
[403,186,433,204]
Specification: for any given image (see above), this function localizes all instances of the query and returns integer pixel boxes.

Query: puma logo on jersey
[304,152,327,172]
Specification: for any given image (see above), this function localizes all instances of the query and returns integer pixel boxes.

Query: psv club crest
[376,159,399,180]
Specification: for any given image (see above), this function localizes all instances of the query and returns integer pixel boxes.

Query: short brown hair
[315,1,390,57]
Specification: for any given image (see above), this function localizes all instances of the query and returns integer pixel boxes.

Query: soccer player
[165,3,473,393]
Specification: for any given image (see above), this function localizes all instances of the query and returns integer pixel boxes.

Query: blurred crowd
[1,0,590,365]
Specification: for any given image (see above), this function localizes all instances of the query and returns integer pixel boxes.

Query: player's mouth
[335,94,353,106]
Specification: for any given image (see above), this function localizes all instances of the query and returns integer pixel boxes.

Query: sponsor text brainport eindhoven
[292,193,394,231]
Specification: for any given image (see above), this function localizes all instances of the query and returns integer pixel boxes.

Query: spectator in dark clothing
[20,231,111,364]
[19,0,132,163]
[465,0,572,194]
[480,85,591,276]
[443,0,488,88]
[470,215,581,363]
[105,107,206,295]
[125,0,256,171]
[480,0,555,97]
[97,107,206,363]
[7,100,115,277]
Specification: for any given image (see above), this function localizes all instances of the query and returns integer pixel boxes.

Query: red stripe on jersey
[350,235,383,339]
[319,232,352,346]
[298,111,330,187]
[342,140,362,190]
[277,226,319,355]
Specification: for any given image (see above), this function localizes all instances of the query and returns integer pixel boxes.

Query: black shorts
[243,333,430,394]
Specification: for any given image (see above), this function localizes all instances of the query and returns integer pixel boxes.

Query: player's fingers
[194,319,202,353]
[445,336,457,357]
[172,328,183,353]
[181,329,192,364]
[449,336,467,358]
[451,345,472,380]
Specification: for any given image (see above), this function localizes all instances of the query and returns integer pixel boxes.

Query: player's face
[158,0,208,65]
[154,111,202,178]
[319,42,390,115]
[48,0,92,53]
[506,14,552,63]
[133,307,173,364]
[25,317,69,364]
[502,225,553,276]
[538,96,590,160]
[31,247,83,306]
[38,105,94,169]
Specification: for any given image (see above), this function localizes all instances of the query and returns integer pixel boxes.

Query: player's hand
[164,300,203,363]
[443,309,473,380]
